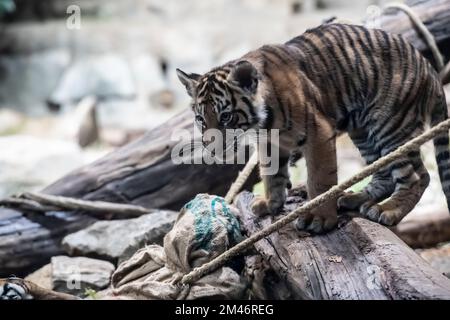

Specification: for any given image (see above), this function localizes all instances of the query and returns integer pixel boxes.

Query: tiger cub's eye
[195,115,206,128]
[220,112,233,123]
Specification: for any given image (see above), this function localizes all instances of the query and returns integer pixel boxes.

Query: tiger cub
[0,279,32,300]
[0,278,78,300]
[176,23,449,233]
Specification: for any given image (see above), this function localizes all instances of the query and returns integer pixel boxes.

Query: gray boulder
[51,256,115,296]
[62,210,178,263]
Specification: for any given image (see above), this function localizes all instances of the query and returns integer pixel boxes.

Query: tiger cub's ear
[176,69,201,97]
[227,60,259,94]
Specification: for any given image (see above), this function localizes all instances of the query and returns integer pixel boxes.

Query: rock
[418,243,450,279]
[51,256,115,296]
[62,210,178,263]
[25,263,52,290]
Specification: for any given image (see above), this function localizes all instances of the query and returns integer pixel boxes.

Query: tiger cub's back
[285,23,442,122]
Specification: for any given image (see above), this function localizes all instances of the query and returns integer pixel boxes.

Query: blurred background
[0,0,448,218]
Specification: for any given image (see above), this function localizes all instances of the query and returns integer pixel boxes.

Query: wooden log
[2,0,450,276]
[0,208,96,277]
[43,110,258,209]
[391,212,450,248]
[235,190,450,299]
[372,0,450,76]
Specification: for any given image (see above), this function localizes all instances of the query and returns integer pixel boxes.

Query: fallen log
[392,211,450,248]
[0,208,96,277]
[2,0,450,277]
[375,0,450,77]
[42,110,258,209]
[235,190,450,299]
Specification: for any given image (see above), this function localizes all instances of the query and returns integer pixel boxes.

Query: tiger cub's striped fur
[0,279,32,300]
[177,23,449,233]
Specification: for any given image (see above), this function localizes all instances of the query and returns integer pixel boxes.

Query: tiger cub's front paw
[251,196,284,217]
[337,191,370,211]
[295,212,337,234]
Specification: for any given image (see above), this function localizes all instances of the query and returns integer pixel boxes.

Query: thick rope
[384,2,445,70]
[181,118,450,285]
[441,60,450,84]
[18,192,150,216]
[224,151,259,203]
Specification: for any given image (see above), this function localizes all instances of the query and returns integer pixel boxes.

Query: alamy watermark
[171,127,281,175]
[64,265,81,291]
[365,5,382,29]
[66,5,81,30]
[366,265,384,290]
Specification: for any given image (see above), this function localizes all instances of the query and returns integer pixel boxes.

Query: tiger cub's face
[176,60,262,148]
[0,279,32,300]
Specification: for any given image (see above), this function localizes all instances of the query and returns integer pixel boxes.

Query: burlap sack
[107,194,247,299]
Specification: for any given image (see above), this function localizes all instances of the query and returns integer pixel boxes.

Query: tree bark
[2,0,450,277]
[235,190,450,300]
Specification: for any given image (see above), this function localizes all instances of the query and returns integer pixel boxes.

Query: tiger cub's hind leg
[338,129,395,213]
[362,151,430,225]
[338,168,395,213]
